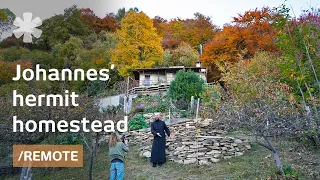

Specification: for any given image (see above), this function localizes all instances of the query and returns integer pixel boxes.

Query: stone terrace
[130,119,251,165]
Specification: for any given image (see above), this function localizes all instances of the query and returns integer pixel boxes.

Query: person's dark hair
[109,132,121,147]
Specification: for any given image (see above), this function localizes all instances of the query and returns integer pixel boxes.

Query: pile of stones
[130,119,251,165]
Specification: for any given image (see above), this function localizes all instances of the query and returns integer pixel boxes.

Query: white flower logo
[13,12,42,43]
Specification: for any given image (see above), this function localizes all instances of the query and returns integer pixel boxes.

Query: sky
[1,0,317,39]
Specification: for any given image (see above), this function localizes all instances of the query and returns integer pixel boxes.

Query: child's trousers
[110,162,124,180]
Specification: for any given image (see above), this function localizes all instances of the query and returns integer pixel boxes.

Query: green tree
[115,8,126,23]
[168,70,205,101]
[115,7,139,23]
[54,36,84,69]
[0,47,30,62]
[39,5,91,49]
[21,50,55,69]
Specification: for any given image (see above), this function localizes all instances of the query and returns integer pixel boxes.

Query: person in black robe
[150,113,170,167]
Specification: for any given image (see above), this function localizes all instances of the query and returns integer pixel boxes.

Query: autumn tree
[185,13,217,49]
[0,60,32,85]
[80,8,97,31]
[80,8,118,33]
[153,16,167,37]
[161,20,186,49]
[160,42,199,67]
[157,13,217,50]
[201,7,278,68]
[111,11,164,76]
[0,36,24,48]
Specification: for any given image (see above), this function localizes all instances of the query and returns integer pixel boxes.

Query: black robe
[150,119,170,163]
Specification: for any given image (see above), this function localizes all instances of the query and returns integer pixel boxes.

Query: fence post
[190,96,194,114]
[168,106,171,124]
[196,98,200,119]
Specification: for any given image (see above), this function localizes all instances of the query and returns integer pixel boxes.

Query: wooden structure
[131,66,207,94]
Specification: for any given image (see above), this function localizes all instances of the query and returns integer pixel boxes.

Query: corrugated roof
[134,66,204,71]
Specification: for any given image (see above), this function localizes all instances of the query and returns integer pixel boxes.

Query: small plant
[283,163,298,179]
[145,101,167,113]
[128,114,149,130]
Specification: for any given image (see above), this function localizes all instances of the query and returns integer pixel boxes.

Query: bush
[175,99,189,110]
[131,95,169,113]
[128,114,148,130]
[168,70,205,101]
[200,84,224,118]
[145,101,167,113]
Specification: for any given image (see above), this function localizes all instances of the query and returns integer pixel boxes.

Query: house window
[144,75,150,86]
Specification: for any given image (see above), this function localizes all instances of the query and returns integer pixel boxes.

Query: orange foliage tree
[80,8,118,33]
[201,7,279,68]
[0,60,32,85]
[154,13,217,50]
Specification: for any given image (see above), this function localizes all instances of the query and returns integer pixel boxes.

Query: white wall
[98,94,123,111]
[138,70,207,87]
[139,73,166,86]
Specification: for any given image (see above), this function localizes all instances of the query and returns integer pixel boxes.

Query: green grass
[2,137,320,180]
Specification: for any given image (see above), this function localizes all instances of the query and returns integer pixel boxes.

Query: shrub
[131,94,169,113]
[168,70,205,101]
[132,104,145,113]
[175,99,189,110]
[128,114,148,130]
[200,84,224,118]
[145,101,167,113]
[283,163,298,179]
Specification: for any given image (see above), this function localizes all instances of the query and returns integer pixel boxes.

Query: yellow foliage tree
[111,11,164,76]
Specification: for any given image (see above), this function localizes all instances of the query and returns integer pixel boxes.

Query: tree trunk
[255,135,285,176]
[20,167,32,180]
[95,132,100,160]
[272,149,284,175]
[88,149,93,180]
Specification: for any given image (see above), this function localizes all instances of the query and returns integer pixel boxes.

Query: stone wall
[130,119,251,165]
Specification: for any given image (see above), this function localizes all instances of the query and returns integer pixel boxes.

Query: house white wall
[138,70,206,87]
[139,73,166,86]
[166,72,175,84]
[198,72,206,81]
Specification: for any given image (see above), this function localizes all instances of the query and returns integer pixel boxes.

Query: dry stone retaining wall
[130,119,251,165]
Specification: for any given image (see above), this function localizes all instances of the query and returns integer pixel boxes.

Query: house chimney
[196,61,201,67]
